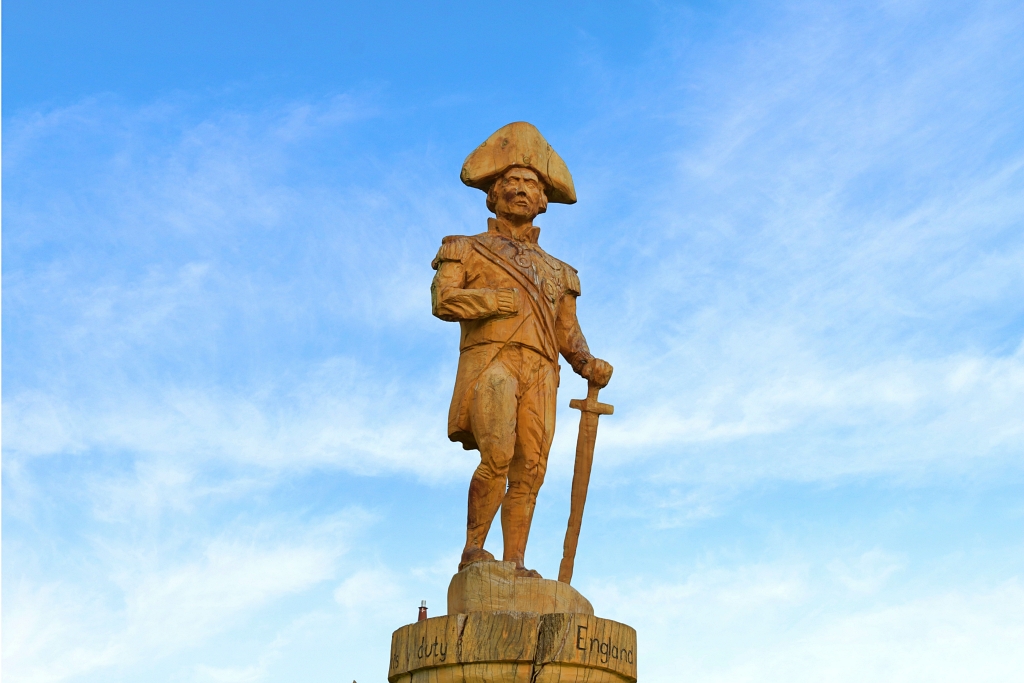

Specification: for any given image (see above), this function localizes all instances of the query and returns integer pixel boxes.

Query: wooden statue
[430,122,614,580]
[389,123,635,683]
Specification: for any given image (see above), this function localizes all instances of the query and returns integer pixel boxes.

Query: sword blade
[558,405,604,584]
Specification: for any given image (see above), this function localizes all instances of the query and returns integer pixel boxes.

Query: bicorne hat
[460,122,576,204]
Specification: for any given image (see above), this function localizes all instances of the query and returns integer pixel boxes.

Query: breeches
[467,344,558,494]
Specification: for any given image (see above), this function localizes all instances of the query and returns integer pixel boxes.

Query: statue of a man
[431,122,613,578]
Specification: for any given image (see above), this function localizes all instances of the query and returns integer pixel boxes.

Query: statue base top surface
[447,560,594,616]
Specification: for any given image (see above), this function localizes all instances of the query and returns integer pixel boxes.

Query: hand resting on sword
[580,357,613,388]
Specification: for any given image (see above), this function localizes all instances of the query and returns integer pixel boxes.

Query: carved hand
[581,358,613,388]
[496,288,520,316]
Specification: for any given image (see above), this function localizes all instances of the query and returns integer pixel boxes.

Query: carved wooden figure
[393,122,634,683]
[430,122,613,579]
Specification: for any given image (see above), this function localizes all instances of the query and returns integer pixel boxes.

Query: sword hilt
[569,381,614,415]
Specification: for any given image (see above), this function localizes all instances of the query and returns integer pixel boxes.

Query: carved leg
[463,360,518,569]
[501,359,556,577]
[503,450,545,576]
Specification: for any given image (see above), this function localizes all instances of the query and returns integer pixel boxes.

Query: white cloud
[193,663,268,683]
[3,512,365,683]
[333,568,402,612]
[828,548,906,595]
[715,582,1024,683]
[3,3,1023,682]
[558,0,1024,491]
[6,4,1024,488]
[598,345,1024,478]
[2,358,473,479]
[590,566,1024,683]
[2,94,484,483]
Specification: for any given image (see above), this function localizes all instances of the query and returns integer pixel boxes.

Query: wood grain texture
[433,124,614,577]
[389,612,636,683]
[448,561,594,616]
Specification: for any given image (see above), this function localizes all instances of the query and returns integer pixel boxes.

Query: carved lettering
[414,635,447,661]
[390,615,636,678]
[586,634,632,665]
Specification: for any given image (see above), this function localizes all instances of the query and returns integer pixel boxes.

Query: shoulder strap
[564,264,581,296]
[431,235,470,270]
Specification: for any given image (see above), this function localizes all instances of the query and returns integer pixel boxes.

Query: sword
[558,379,614,584]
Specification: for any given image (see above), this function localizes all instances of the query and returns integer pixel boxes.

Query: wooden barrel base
[389,612,636,683]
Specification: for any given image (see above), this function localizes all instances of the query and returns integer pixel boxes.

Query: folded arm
[431,260,518,322]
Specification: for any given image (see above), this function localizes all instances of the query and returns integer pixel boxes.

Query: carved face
[488,167,548,219]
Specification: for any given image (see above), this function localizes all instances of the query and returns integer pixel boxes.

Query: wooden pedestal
[389,612,637,683]
[390,562,636,682]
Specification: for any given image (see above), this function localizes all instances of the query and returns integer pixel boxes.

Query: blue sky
[3,1,1024,681]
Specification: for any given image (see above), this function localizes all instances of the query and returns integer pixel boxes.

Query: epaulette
[564,264,581,296]
[431,235,470,270]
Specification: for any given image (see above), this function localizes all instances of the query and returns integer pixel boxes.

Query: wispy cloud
[3,510,368,683]
[592,568,1024,682]
[3,359,470,477]
[4,1,1023,682]
[563,0,1024,495]
[3,94,483,482]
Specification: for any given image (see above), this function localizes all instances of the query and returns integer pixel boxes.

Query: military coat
[431,218,595,449]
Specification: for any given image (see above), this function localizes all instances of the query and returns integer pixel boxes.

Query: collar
[488,217,541,244]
